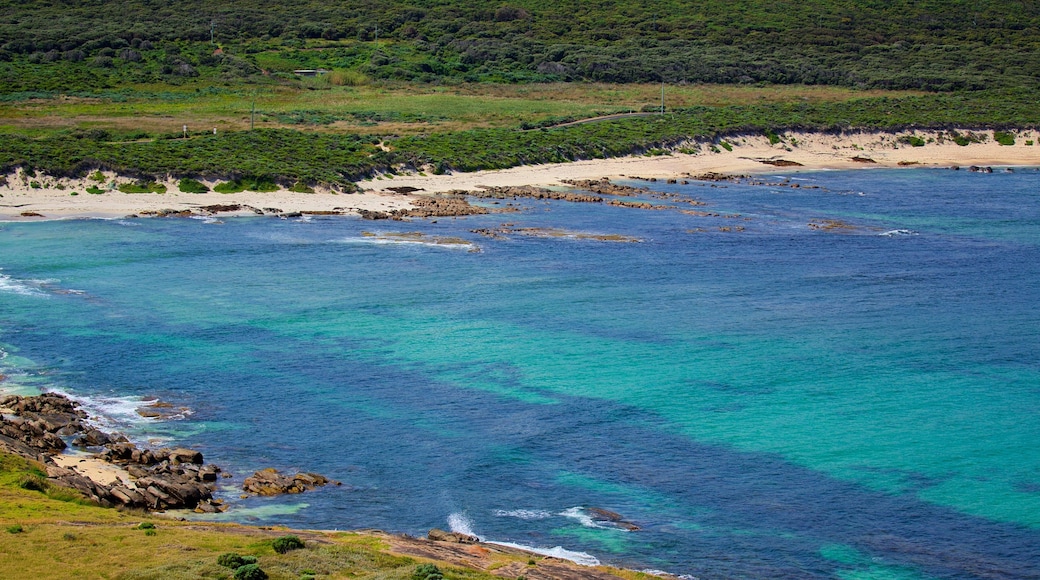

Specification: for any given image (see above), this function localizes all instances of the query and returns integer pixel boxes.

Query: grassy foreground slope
[0,451,639,580]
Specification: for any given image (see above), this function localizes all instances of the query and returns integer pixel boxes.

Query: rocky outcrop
[361,196,490,220]
[0,393,225,513]
[607,199,670,210]
[242,468,336,496]
[428,528,480,544]
[467,185,603,203]
[561,178,648,196]
[754,158,803,167]
[587,507,640,531]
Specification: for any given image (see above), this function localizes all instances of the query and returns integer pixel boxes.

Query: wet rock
[199,204,241,214]
[588,507,641,531]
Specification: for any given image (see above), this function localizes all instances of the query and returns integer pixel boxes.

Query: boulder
[428,528,479,544]
[168,448,203,465]
[242,468,333,496]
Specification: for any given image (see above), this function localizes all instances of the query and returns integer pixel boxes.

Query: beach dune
[2,130,1037,220]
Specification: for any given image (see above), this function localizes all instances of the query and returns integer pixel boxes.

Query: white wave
[449,510,601,567]
[334,236,476,251]
[49,389,190,439]
[486,541,601,566]
[878,229,918,237]
[0,270,48,297]
[639,570,677,578]
[558,506,614,530]
[492,509,553,520]
[189,215,224,224]
[447,512,480,539]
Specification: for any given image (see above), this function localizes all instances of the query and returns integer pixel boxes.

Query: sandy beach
[2,129,1037,220]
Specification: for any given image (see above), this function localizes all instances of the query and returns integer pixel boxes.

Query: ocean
[1,168,1038,579]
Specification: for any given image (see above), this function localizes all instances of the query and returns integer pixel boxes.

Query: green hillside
[2,0,1039,90]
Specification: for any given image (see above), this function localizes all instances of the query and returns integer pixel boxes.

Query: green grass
[1,451,611,580]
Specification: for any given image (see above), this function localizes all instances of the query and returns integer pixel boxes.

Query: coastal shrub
[137,521,155,530]
[994,131,1015,146]
[30,180,41,188]
[117,181,166,194]
[213,180,247,194]
[18,474,47,492]
[272,535,304,554]
[412,564,444,580]
[233,564,268,580]
[899,135,926,147]
[766,130,782,145]
[177,178,209,193]
[719,141,733,151]
[289,181,315,193]
[218,553,246,568]
[86,185,105,194]
[1027,140,1035,146]
[6,524,24,534]
[89,170,105,182]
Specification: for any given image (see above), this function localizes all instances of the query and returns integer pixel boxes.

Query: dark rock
[588,507,641,531]
[168,448,203,465]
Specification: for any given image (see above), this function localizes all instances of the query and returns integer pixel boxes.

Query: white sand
[3,129,1037,220]
[0,174,412,220]
[374,130,1040,193]
[52,452,135,488]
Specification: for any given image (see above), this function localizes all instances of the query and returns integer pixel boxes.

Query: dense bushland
[1,0,1038,90]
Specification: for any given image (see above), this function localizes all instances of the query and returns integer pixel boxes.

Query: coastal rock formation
[587,507,641,531]
[753,158,803,167]
[466,185,603,203]
[561,178,648,196]
[242,468,336,496]
[0,393,225,512]
[360,196,490,220]
[427,528,480,544]
[607,199,670,210]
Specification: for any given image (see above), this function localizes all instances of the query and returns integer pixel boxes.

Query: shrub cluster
[271,535,305,554]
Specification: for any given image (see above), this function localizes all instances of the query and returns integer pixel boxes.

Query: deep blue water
[1,168,1039,579]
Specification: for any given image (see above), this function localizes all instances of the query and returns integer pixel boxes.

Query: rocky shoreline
[0,392,334,514]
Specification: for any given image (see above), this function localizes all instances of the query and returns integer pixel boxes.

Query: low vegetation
[2,89,1036,188]
[2,450,627,580]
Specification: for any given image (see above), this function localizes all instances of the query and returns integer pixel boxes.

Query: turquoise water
[1,168,1038,578]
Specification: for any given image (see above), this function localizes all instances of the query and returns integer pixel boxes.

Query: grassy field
[0,451,641,580]
[0,82,923,137]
